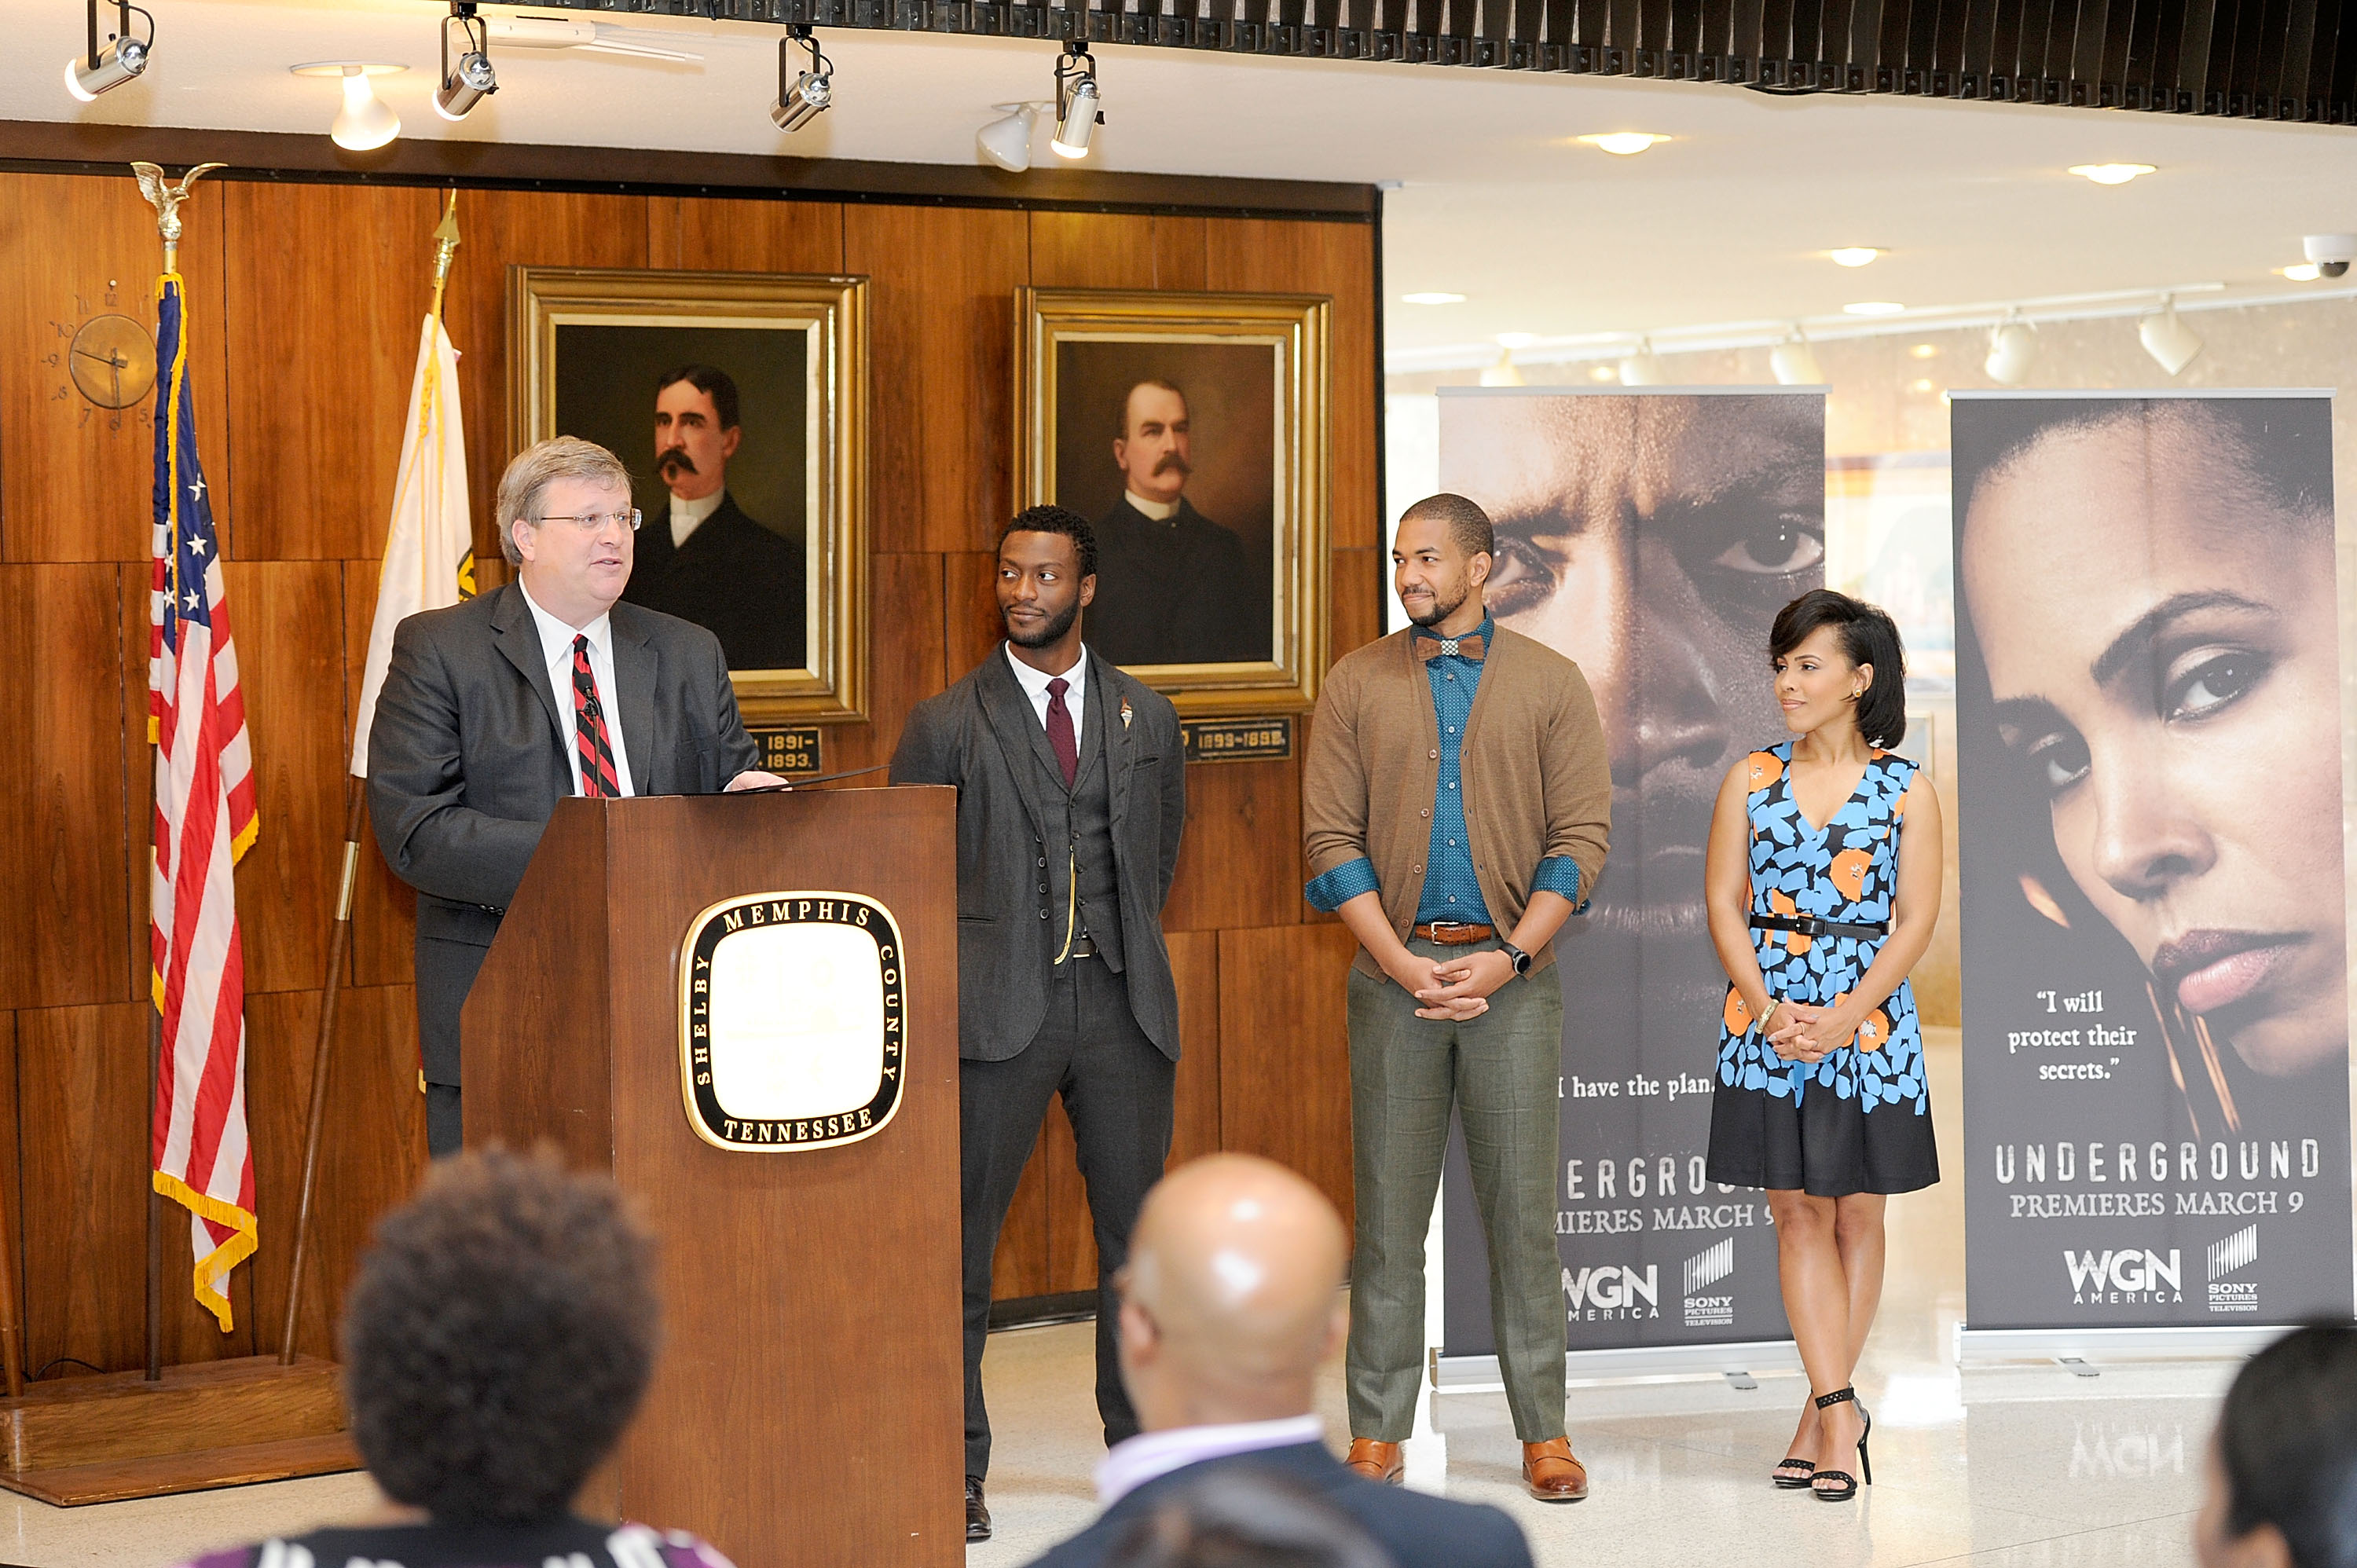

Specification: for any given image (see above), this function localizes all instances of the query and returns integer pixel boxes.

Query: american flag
[148,273,258,1332]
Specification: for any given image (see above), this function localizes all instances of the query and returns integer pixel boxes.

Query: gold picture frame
[1016,288,1329,716]
[509,266,869,726]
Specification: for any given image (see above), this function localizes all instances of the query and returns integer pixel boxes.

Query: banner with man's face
[1952,391,2353,1329]
[1435,388,1826,1353]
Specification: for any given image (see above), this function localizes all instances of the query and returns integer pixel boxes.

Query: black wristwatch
[1498,941,1532,977]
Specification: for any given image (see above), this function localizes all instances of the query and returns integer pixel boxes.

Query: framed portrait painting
[1016,288,1329,716]
[509,266,869,724]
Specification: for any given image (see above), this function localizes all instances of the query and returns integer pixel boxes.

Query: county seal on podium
[679,891,908,1150]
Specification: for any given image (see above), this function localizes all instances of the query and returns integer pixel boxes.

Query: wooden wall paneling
[343,559,416,992]
[221,183,437,562]
[944,551,1002,687]
[1166,929,1220,1166]
[1026,213,1211,292]
[844,206,1028,555]
[0,1010,19,1383]
[988,1130,1055,1301]
[826,550,946,774]
[224,561,348,997]
[0,172,226,565]
[1216,923,1359,1224]
[1040,1100,1097,1295]
[651,196,846,274]
[1151,218,1211,293]
[1162,757,1303,933]
[1329,547,1384,662]
[0,564,130,1012]
[119,570,154,1003]
[1203,220,1378,551]
[441,191,650,566]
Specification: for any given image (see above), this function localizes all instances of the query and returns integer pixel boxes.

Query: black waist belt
[1750,913,1888,940]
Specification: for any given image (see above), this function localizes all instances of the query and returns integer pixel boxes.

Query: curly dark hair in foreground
[1112,1471,1397,1568]
[340,1148,659,1523]
[1004,504,1100,581]
[2216,1322,2357,1568]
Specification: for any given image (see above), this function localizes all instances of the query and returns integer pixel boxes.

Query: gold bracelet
[1758,998,1781,1035]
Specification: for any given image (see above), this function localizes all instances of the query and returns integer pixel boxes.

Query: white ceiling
[12,0,2357,365]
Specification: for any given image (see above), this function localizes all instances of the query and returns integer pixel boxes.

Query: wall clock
[68,311,158,410]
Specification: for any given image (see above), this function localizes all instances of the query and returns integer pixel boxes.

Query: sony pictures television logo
[1682,1239,1736,1328]
[677,892,908,1152]
[2207,1224,2260,1314]
[2062,1245,2183,1305]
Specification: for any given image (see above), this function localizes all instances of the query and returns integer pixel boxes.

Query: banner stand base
[1435,1339,1802,1392]
[1956,1324,2289,1366]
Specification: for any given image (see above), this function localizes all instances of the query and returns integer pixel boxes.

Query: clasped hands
[1387,948,1518,1021]
[1762,997,1875,1063]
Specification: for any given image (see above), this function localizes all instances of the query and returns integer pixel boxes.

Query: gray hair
[495,437,632,566]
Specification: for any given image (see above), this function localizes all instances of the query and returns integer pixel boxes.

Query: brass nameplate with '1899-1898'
[678,892,906,1152]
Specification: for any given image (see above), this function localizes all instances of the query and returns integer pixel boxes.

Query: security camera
[2302,234,2356,277]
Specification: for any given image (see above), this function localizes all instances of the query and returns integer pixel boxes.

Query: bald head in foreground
[1023,1156,1534,1568]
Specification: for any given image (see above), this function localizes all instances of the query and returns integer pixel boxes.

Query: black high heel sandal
[1770,1456,1816,1489]
[1809,1387,1871,1501]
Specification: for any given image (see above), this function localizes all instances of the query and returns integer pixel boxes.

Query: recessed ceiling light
[1588,364,1616,381]
[2069,163,2156,185]
[1843,301,1906,317]
[1910,378,1936,394]
[1402,291,1466,305]
[1578,132,1668,156]
[1494,332,1538,349]
[2279,262,2323,281]
[1828,247,1883,268]
[1908,343,1938,359]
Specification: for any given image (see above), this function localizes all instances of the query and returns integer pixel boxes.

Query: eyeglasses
[534,509,643,533]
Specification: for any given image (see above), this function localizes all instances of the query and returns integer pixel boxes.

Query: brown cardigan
[1303,625,1611,980]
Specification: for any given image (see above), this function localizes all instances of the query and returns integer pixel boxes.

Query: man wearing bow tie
[1301,493,1611,1503]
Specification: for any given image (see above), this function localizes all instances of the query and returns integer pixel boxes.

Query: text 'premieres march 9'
[1952,391,2353,1329]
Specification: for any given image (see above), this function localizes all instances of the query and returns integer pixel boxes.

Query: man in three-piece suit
[368,436,784,1158]
[621,364,807,672]
[888,504,1186,1544]
[1023,1155,1532,1568]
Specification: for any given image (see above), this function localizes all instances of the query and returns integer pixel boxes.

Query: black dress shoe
[966,1475,992,1541]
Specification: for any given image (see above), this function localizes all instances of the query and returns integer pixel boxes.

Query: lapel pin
[1120,697,1134,732]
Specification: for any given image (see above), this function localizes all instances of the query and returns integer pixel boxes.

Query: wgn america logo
[2062,1245,2183,1305]
[2206,1224,2259,1314]
[1682,1239,1736,1328]
[1563,1262,1659,1321]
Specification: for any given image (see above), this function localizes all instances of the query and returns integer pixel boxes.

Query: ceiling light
[1588,364,1615,382]
[2139,297,2202,376]
[1911,378,1936,394]
[434,5,496,122]
[2279,262,2323,282]
[293,63,405,152]
[1908,343,1938,359]
[1479,349,1524,388]
[1828,247,1882,268]
[1984,315,2038,386]
[1618,339,1668,385]
[1842,301,1906,317]
[65,0,153,100]
[769,27,831,134]
[1578,133,1668,155]
[1051,43,1101,159]
[2069,163,2156,185]
[1402,292,1466,305]
[483,16,702,61]
[977,102,1040,171]
[2302,235,2355,277]
[1769,328,1822,386]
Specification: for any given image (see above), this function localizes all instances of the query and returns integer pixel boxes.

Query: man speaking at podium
[368,437,785,1158]
[889,505,1186,1543]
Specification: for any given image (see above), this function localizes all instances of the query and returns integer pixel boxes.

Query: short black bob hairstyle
[1769,588,1908,749]
[2216,1322,2357,1568]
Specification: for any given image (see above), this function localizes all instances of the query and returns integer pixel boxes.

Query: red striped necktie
[572,633,621,798]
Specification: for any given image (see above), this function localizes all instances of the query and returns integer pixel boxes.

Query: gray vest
[1024,683,1125,974]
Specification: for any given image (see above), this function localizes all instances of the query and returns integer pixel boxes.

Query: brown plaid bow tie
[1414,632,1485,662]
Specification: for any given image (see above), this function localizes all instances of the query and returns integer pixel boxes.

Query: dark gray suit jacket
[889,647,1185,1062]
[1023,1442,1533,1568]
[366,582,761,1084]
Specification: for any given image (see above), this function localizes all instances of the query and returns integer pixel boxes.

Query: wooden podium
[462,786,963,1568]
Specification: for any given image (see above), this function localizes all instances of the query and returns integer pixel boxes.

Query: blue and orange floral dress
[1704,741,1938,1197]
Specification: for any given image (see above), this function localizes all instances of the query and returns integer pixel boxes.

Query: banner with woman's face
[1953,391,2353,1328]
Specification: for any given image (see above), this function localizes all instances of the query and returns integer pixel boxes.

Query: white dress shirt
[669,488,724,548]
[519,578,636,798]
[1124,490,1179,521]
[1094,1416,1326,1506]
[1003,642,1087,738]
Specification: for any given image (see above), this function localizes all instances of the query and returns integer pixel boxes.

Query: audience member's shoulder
[1344,1479,1534,1568]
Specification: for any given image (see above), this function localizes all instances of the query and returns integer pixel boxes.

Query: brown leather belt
[1411,921,1495,945]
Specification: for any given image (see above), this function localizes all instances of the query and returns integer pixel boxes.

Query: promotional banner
[1433,387,1826,1357]
[1953,391,2354,1331]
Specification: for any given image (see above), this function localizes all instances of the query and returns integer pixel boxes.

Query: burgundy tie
[572,634,620,798]
[1046,676,1077,789]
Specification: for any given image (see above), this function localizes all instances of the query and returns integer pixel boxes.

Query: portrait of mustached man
[1083,377,1274,668]
[620,363,808,671]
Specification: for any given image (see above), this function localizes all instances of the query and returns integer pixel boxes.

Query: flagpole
[279,191,461,1365]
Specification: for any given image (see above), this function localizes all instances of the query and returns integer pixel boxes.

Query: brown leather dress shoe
[1521,1438,1589,1501]
[1343,1438,1406,1486]
[966,1475,992,1541]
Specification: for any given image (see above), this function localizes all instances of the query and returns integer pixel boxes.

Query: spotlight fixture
[1984,314,2037,386]
[1578,133,1667,156]
[2302,234,2356,278]
[1402,292,1467,305]
[434,4,496,122]
[1052,43,1101,159]
[2068,163,2155,185]
[770,27,832,134]
[977,102,1041,171]
[1827,247,1883,268]
[1618,338,1668,386]
[1769,328,1823,386]
[1842,301,1906,317]
[292,63,405,152]
[2139,296,2202,376]
[64,0,154,101]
